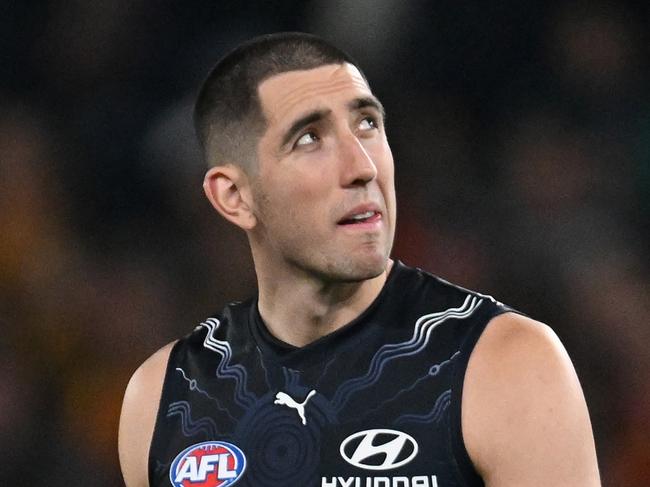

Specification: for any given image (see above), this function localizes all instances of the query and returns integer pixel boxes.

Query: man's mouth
[338,210,382,225]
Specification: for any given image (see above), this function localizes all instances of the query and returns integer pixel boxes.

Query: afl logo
[340,429,418,471]
[169,441,246,486]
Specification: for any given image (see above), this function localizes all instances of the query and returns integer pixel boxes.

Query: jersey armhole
[147,339,183,485]
[449,306,519,487]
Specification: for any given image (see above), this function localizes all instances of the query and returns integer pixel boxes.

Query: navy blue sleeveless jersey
[149,261,516,487]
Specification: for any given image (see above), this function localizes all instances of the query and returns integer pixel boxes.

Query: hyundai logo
[339,429,419,470]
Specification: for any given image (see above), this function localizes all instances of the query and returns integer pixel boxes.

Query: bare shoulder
[462,313,600,486]
[119,340,177,487]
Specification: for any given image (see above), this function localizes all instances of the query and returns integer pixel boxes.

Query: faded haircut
[193,32,366,171]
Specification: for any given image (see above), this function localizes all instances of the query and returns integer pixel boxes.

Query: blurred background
[1,0,648,484]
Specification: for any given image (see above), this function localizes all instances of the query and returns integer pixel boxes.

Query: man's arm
[118,341,176,487]
[462,313,600,486]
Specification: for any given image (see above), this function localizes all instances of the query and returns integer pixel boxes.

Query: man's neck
[256,260,393,347]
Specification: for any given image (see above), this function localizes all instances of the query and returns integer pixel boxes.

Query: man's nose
[339,132,378,187]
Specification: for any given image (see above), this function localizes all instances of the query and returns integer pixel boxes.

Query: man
[119,32,600,487]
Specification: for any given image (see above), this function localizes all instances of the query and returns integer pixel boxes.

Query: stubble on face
[251,179,391,284]
[248,64,396,285]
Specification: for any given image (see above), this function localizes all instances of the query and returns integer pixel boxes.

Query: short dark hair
[194,32,365,171]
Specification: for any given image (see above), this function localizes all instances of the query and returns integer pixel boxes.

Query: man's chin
[324,253,390,283]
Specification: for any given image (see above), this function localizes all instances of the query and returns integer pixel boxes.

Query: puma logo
[274,390,317,426]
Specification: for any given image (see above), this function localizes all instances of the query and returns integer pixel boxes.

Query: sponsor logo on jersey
[340,429,418,471]
[274,389,317,425]
[169,441,246,486]
[321,476,438,487]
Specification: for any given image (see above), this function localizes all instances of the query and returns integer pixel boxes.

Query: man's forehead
[258,63,372,125]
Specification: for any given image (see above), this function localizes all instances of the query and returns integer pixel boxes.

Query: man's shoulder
[117,300,253,487]
[467,313,566,382]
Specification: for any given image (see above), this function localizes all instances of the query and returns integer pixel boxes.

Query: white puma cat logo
[274,390,317,426]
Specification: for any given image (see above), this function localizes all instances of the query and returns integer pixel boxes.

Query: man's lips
[337,205,383,225]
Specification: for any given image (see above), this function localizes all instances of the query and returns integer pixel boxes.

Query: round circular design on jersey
[234,391,325,485]
[340,429,419,470]
[169,440,246,487]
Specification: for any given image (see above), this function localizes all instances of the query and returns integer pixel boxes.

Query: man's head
[198,33,396,283]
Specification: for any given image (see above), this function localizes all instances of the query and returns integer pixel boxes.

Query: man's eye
[359,117,378,131]
[295,132,319,147]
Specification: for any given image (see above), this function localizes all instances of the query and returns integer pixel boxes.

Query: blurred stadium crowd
[1,1,648,485]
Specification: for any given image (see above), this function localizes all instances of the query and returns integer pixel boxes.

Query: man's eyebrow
[281,109,331,149]
[348,96,386,120]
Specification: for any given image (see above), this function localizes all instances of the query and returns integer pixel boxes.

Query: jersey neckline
[248,259,407,369]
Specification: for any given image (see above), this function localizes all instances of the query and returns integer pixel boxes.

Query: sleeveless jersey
[149,261,516,487]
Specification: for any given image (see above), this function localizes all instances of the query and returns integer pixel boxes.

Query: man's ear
[203,165,257,230]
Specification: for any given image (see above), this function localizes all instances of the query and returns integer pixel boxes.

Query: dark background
[1,1,648,485]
